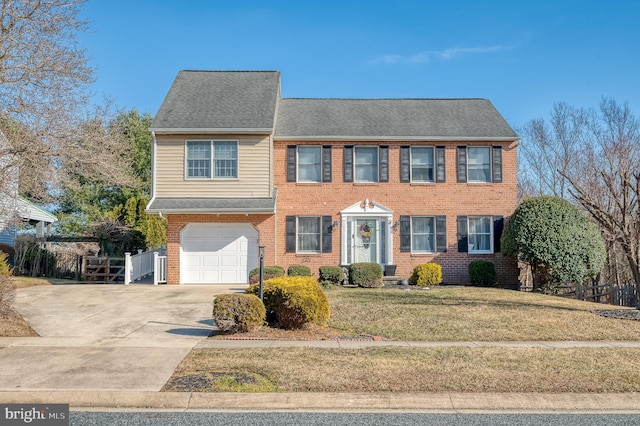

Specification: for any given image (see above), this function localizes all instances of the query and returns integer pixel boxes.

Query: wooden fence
[82,256,125,283]
[520,282,638,307]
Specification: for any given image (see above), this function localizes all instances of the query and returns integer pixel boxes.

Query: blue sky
[79,0,640,130]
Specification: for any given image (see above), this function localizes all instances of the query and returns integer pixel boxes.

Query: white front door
[354,219,377,263]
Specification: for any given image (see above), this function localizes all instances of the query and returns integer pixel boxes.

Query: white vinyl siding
[155,135,271,198]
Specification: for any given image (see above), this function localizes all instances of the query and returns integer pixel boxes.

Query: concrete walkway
[2,284,640,412]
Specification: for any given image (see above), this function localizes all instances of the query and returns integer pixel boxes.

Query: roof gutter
[150,128,273,135]
[274,135,521,142]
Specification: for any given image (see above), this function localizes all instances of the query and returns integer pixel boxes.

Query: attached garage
[180,223,259,284]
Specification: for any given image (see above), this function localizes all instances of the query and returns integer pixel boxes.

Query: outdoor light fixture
[332,220,339,231]
[393,220,401,231]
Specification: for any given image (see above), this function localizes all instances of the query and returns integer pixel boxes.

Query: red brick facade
[165,140,519,287]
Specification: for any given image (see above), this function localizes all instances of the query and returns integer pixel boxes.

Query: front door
[354,219,377,263]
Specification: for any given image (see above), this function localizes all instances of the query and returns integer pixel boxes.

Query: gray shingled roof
[146,193,277,214]
[150,71,280,131]
[275,98,518,140]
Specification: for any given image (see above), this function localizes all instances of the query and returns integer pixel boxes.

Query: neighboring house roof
[150,70,281,133]
[17,197,57,223]
[146,189,278,214]
[275,98,519,141]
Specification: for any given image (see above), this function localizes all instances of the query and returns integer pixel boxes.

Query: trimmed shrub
[468,260,497,287]
[410,263,443,287]
[319,265,344,287]
[248,276,330,329]
[212,293,266,333]
[349,262,383,288]
[249,265,285,284]
[287,264,311,276]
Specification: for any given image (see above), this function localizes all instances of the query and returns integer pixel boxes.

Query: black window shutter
[379,146,389,182]
[457,215,468,252]
[322,146,332,182]
[322,216,332,253]
[400,215,411,252]
[285,216,296,252]
[493,215,504,253]
[457,146,467,183]
[436,215,447,252]
[287,146,296,182]
[436,146,446,183]
[400,146,410,182]
[492,146,502,183]
[344,145,353,182]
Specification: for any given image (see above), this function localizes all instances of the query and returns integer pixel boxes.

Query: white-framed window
[186,140,238,179]
[468,216,493,253]
[467,147,491,183]
[411,147,435,182]
[297,146,321,182]
[297,216,321,253]
[354,146,378,182]
[411,216,435,253]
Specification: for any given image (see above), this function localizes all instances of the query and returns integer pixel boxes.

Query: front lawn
[326,286,640,341]
[165,286,640,393]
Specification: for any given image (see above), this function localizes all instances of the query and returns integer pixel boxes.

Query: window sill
[469,251,494,255]
[352,182,379,186]
[410,182,436,186]
[410,252,437,256]
[295,182,323,185]
[294,253,323,257]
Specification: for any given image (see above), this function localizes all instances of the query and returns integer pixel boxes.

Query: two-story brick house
[147,70,520,286]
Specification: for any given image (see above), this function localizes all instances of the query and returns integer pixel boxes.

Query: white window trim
[297,145,322,183]
[466,146,492,183]
[184,140,239,180]
[353,145,379,183]
[410,146,435,183]
[411,216,436,254]
[296,216,322,254]
[468,216,494,254]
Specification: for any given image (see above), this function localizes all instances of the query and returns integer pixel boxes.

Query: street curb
[2,392,640,412]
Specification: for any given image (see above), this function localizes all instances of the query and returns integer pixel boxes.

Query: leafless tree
[0,0,136,220]
[562,98,640,301]
[519,98,640,304]
[518,102,589,199]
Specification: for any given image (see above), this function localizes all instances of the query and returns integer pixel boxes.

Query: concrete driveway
[0,284,246,392]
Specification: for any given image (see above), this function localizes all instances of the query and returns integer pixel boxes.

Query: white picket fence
[124,246,167,285]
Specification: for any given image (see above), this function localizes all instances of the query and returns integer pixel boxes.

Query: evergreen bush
[410,263,443,286]
[468,260,497,287]
[287,264,311,276]
[349,262,383,288]
[249,265,285,284]
[247,276,330,329]
[212,294,266,333]
[319,265,344,287]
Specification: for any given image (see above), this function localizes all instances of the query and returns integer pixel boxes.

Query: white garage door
[181,223,258,284]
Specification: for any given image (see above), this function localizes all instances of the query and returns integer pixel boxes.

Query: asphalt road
[70,411,640,425]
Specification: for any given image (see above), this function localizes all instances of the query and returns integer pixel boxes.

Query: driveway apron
[0,284,245,391]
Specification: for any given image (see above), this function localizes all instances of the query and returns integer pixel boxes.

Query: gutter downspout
[145,131,158,213]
